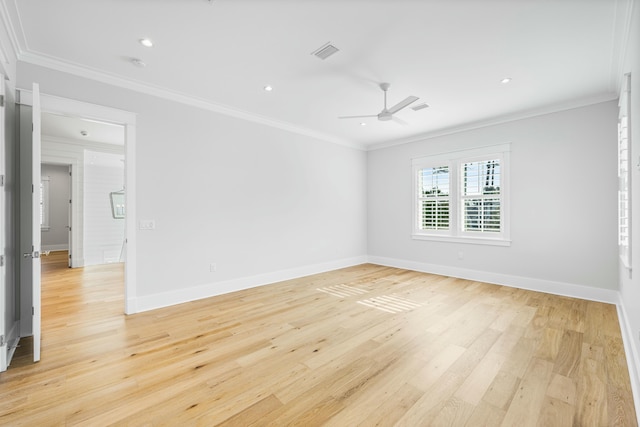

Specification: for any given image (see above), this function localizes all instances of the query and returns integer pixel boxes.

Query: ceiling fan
[339,82,419,123]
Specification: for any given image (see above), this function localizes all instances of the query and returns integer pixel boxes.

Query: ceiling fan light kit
[339,82,420,123]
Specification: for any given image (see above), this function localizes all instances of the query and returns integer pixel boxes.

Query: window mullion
[449,161,459,237]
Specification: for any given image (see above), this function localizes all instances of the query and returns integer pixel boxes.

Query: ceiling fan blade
[338,115,378,119]
[387,96,419,114]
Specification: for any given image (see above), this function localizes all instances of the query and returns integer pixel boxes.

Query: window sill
[412,233,511,247]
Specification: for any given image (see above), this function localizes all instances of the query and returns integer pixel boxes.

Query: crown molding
[367,92,618,151]
[16,50,365,151]
[0,0,19,81]
[610,0,635,92]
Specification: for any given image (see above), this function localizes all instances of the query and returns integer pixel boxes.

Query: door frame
[18,90,138,314]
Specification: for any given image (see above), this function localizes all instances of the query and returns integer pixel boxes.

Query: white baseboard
[617,299,640,419]
[1,321,20,371]
[133,255,368,313]
[42,244,69,252]
[367,256,619,304]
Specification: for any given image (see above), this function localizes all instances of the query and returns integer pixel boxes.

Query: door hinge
[69,199,72,204]
[0,335,5,346]
[0,174,4,187]
[0,255,4,267]
[32,307,34,316]
[0,95,4,107]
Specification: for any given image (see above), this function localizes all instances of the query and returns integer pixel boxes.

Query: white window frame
[618,73,631,269]
[40,176,50,231]
[412,144,511,246]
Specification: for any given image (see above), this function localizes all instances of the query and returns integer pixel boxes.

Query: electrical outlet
[139,220,156,230]
[210,263,217,272]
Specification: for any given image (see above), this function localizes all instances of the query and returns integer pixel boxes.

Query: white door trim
[0,73,6,370]
[18,89,138,314]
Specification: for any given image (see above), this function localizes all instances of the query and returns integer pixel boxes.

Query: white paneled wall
[42,135,124,267]
[83,151,125,265]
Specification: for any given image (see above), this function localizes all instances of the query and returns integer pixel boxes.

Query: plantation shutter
[417,165,450,231]
[461,159,501,233]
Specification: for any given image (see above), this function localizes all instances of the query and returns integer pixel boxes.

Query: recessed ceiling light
[360,122,366,126]
[139,38,154,48]
[501,77,512,84]
[80,130,89,137]
[131,58,146,68]
[264,85,273,92]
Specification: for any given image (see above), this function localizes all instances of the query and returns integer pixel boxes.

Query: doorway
[41,114,126,269]
[40,163,71,266]
[18,89,137,320]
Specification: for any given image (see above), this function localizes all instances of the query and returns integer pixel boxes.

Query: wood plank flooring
[1,251,637,426]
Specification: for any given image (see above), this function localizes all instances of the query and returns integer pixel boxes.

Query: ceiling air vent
[312,42,339,60]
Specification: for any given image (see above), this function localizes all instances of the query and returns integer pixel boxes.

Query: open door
[31,83,41,362]
[19,83,41,362]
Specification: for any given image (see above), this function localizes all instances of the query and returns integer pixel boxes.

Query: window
[413,144,510,245]
[417,165,450,232]
[461,158,501,234]
[40,176,50,231]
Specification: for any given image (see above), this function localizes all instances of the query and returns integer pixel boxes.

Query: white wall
[619,0,640,408]
[17,62,368,309]
[41,163,69,251]
[83,151,124,265]
[368,101,618,295]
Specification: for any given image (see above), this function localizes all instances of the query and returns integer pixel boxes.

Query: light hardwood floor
[0,251,637,426]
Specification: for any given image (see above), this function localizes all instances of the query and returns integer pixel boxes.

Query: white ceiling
[41,113,124,146]
[6,0,632,149]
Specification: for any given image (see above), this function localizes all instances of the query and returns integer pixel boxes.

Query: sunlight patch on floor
[357,294,422,313]
[316,284,369,298]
